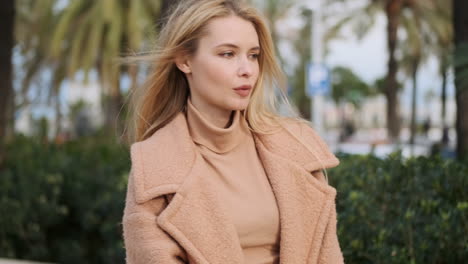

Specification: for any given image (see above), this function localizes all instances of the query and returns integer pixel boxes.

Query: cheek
[254,63,260,81]
[196,59,232,88]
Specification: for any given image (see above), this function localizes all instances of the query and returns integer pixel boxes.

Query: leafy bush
[330,153,468,263]
[1,136,466,263]
[0,134,129,263]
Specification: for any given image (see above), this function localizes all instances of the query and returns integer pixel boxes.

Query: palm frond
[50,0,88,58]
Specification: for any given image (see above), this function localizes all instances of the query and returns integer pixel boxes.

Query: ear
[175,55,192,74]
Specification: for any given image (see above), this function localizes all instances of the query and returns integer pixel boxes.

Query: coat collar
[130,112,340,263]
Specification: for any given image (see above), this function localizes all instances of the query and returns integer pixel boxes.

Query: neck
[189,97,234,128]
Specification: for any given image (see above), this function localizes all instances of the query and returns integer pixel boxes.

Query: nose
[237,57,254,78]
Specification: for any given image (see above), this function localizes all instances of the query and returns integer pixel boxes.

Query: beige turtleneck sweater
[185,99,280,264]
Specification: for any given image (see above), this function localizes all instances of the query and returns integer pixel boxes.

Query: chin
[227,97,250,111]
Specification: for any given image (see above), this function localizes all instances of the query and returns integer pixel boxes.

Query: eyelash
[219,51,260,60]
[220,51,234,58]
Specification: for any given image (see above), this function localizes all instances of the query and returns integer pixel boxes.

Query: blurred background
[0,0,467,263]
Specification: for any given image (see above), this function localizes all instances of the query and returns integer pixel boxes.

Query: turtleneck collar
[186,98,251,154]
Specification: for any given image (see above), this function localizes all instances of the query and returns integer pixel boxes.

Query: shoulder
[282,118,336,156]
[255,117,339,171]
[129,112,196,203]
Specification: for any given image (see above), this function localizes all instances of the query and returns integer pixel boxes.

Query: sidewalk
[323,127,457,158]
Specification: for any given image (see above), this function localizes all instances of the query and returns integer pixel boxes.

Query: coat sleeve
[122,170,188,264]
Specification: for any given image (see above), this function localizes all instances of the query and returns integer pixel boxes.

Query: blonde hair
[126,0,298,144]
[124,0,332,180]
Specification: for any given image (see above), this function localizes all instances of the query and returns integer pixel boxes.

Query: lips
[233,85,252,97]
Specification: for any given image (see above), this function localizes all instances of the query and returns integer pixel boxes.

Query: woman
[122,0,343,263]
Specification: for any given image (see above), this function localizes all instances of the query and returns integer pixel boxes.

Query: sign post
[307,0,328,136]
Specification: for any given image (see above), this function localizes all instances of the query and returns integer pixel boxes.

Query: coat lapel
[132,113,244,263]
[254,136,338,264]
[131,113,340,264]
[157,151,244,264]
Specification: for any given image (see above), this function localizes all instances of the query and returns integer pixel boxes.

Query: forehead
[200,15,259,48]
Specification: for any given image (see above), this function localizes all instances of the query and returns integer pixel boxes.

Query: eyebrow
[215,43,260,51]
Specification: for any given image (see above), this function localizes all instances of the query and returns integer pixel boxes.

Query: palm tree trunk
[385,0,404,142]
[409,60,419,147]
[0,0,15,155]
[54,94,62,139]
[453,0,468,159]
[440,60,448,142]
[441,68,447,123]
[294,9,312,119]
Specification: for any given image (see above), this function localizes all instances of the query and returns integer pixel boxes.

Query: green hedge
[330,153,468,263]
[0,135,129,263]
[1,137,467,263]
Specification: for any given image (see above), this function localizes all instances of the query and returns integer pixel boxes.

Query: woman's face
[178,15,260,121]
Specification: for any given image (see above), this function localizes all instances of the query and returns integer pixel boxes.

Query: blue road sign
[306,62,330,97]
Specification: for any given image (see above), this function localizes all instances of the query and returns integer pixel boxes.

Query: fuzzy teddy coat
[122,112,344,264]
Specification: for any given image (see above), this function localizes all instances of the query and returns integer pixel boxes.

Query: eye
[220,51,234,58]
[249,53,260,60]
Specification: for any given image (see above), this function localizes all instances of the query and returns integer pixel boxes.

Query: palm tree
[331,66,374,141]
[429,0,453,141]
[326,0,420,141]
[398,0,452,144]
[48,0,161,133]
[0,0,15,152]
[328,0,454,145]
[15,0,67,137]
[290,8,313,119]
[383,0,406,142]
[14,0,162,137]
[453,0,468,159]
[399,1,446,147]
[331,66,375,106]
[400,8,424,147]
